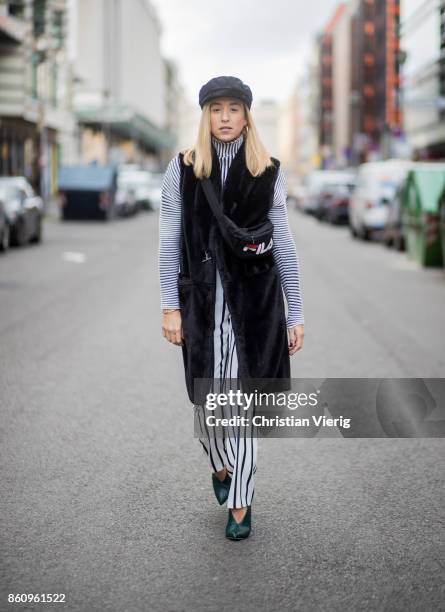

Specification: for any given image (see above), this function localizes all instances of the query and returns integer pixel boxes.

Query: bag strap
[200,178,227,226]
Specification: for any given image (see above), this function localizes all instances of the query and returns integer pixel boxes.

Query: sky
[150,0,341,106]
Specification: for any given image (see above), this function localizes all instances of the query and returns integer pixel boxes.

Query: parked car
[382,179,407,250]
[349,160,414,240]
[288,184,308,211]
[300,171,328,214]
[302,170,356,216]
[0,199,10,252]
[115,185,138,217]
[315,181,356,223]
[440,183,445,271]
[58,164,117,221]
[0,177,44,247]
[323,182,356,225]
[117,168,159,212]
[116,172,140,217]
[145,172,163,210]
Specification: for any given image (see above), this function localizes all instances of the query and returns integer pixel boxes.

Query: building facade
[0,0,76,198]
[400,0,445,158]
[252,99,280,158]
[318,4,346,168]
[295,41,320,176]
[0,0,174,195]
[317,0,402,167]
[73,0,173,169]
[349,0,402,163]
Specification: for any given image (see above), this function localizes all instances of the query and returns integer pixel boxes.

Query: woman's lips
[220,127,232,132]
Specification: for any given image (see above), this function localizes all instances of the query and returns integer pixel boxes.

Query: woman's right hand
[161,310,184,346]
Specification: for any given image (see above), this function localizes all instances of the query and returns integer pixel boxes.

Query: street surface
[1,208,444,611]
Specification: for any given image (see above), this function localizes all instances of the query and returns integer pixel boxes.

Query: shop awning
[76,104,175,152]
[0,15,26,43]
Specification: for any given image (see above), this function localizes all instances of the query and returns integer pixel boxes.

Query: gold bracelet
[162,308,180,314]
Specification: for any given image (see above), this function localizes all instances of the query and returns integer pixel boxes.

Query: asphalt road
[0,208,444,612]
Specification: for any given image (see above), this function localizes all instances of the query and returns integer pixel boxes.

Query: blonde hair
[183,103,274,178]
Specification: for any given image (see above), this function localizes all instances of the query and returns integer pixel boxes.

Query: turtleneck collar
[211,132,244,158]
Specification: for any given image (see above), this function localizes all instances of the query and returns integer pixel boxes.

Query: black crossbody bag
[200,178,274,260]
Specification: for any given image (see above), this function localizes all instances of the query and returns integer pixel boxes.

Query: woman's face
[209,97,247,142]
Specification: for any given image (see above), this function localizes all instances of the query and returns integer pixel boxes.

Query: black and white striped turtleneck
[158,134,304,327]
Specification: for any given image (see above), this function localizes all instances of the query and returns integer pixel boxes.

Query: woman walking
[159,76,305,540]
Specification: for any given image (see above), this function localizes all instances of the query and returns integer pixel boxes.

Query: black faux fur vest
[177,141,290,404]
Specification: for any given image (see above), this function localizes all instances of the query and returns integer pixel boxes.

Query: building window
[52,10,64,49]
[364,21,375,35]
[31,51,44,100]
[33,0,46,38]
[31,62,38,100]
[8,0,25,19]
[364,115,375,131]
[440,1,445,119]
[51,63,58,107]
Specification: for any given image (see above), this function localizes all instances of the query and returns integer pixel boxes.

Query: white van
[349,160,414,240]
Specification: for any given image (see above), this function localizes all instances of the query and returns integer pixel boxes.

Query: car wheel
[359,226,369,241]
[10,221,26,246]
[383,233,392,248]
[350,224,357,238]
[395,235,404,251]
[17,221,28,245]
[0,224,10,252]
[30,217,42,243]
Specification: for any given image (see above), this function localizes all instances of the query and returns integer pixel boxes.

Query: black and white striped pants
[197,268,257,509]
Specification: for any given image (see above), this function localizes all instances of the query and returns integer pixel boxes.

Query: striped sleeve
[158,155,182,309]
[268,167,305,328]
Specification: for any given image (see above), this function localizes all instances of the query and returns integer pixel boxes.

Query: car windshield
[378,179,398,199]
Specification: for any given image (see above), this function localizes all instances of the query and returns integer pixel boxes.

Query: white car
[116,169,153,213]
[0,177,44,247]
[302,169,356,215]
[145,173,163,210]
[349,160,415,240]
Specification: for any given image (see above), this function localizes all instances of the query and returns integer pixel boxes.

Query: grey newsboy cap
[199,76,253,109]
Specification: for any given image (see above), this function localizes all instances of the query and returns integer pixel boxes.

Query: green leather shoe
[225,506,251,540]
[212,471,232,505]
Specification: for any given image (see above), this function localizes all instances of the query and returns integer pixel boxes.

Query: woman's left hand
[288,324,304,355]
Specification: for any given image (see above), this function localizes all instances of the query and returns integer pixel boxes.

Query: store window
[8,0,25,19]
[52,10,64,49]
[51,63,58,107]
[33,0,46,38]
